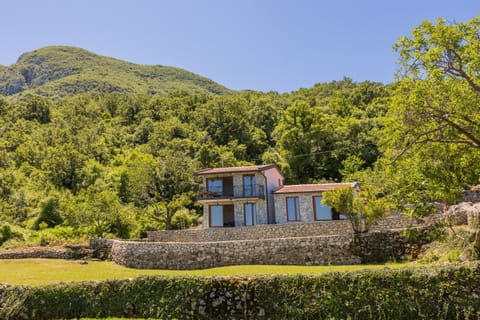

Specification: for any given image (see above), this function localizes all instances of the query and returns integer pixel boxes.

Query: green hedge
[1,263,479,319]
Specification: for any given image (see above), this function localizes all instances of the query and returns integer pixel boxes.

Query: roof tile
[273,183,355,194]
[194,164,277,176]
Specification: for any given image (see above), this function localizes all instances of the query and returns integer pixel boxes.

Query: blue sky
[1,1,478,92]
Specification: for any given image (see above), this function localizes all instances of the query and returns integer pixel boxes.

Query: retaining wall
[109,235,361,269]
[90,214,449,270]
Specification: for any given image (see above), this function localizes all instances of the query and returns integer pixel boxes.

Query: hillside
[0,46,232,98]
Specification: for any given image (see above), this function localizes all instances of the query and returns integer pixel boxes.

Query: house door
[222,205,235,227]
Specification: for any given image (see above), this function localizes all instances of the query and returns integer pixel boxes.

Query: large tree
[381,16,480,215]
[392,16,480,155]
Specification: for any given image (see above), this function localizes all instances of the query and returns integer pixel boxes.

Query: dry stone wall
[89,214,452,270]
[109,235,361,269]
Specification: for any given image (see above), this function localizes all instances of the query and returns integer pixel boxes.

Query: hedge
[0,263,479,319]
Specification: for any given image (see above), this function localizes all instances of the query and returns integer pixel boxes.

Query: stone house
[194,164,284,228]
[195,164,356,228]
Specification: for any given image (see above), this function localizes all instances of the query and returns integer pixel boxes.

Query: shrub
[0,263,479,319]
[0,224,24,247]
[33,196,63,230]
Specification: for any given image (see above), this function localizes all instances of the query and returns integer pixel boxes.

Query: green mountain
[0,46,232,98]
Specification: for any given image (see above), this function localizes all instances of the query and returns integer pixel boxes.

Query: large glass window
[287,197,300,221]
[243,175,255,197]
[207,179,223,196]
[244,203,257,226]
[209,205,223,227]
[313,196,332,220]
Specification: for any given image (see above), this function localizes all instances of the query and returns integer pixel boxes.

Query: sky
[1,1,478,93]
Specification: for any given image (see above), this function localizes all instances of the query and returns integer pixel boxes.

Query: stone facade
[200,173,272,228]
[197,165,284,228]
[274,192,325,224]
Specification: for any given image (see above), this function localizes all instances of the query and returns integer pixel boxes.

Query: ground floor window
[244,203,257,226]
[209,205,223,227]
[286,197,300,221]
[313,196,332,220]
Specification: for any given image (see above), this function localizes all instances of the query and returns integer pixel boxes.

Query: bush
[33,196,63,230]
[0,224,24,247]
[0,263,479,319]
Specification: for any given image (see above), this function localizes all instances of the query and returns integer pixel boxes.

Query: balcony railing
[199,184,265,199]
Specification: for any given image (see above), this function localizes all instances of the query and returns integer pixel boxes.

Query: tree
[381,16,480,214]
[322,186,386,233]
[392,16,480,155]
[22,96,52,124]
[33,196,63,230]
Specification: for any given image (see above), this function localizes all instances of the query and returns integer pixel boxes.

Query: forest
[1,16,479,245]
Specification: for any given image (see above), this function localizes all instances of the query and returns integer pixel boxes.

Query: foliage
[380,16,480,215]
[322,186,387,233]
[417,227,480,263]
[0,75,388,242]
[1,263,479,319]
[32,196,63,230]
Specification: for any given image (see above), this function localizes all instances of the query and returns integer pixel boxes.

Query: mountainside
[0,46,232,98]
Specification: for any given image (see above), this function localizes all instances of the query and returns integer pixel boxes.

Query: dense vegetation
[1,263,479,319]
[1,16,480,245]
[0,46,231,98]
[0,77,388,242]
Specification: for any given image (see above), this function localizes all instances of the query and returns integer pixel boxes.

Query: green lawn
[0,258,415,286]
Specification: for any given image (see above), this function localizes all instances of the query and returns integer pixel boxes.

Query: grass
[0,258,415,286]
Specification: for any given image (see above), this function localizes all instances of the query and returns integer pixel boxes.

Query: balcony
[199,184,265,200]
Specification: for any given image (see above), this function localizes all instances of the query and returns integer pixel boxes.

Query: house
[273,183,357,223]
[194,164,284,228]
[195,164,357,228]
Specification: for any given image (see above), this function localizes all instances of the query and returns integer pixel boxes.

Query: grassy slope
[0,258,412,286]
[0,46,232,98]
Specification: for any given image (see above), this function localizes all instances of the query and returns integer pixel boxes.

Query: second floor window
[287,197,300,221]
[207,179,222,195]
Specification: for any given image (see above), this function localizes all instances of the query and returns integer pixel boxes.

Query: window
[313,196,332,220]
[209,205,223,227]
[244,203,257,226]
[207,179,222,196]
[286,197,300,221]
[243,175,255,197]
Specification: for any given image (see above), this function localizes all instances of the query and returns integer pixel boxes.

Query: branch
[390,124,449,162]
[438,115,480,148]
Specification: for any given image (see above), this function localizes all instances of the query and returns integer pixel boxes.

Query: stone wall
[95,227,431,270]
[148,215,427,243]
[0,245,91,260]
[89,238,115,260]
[109,235,361,269]
[463,190,480,203]
[149,220,353,242]
[90,214,455,270]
